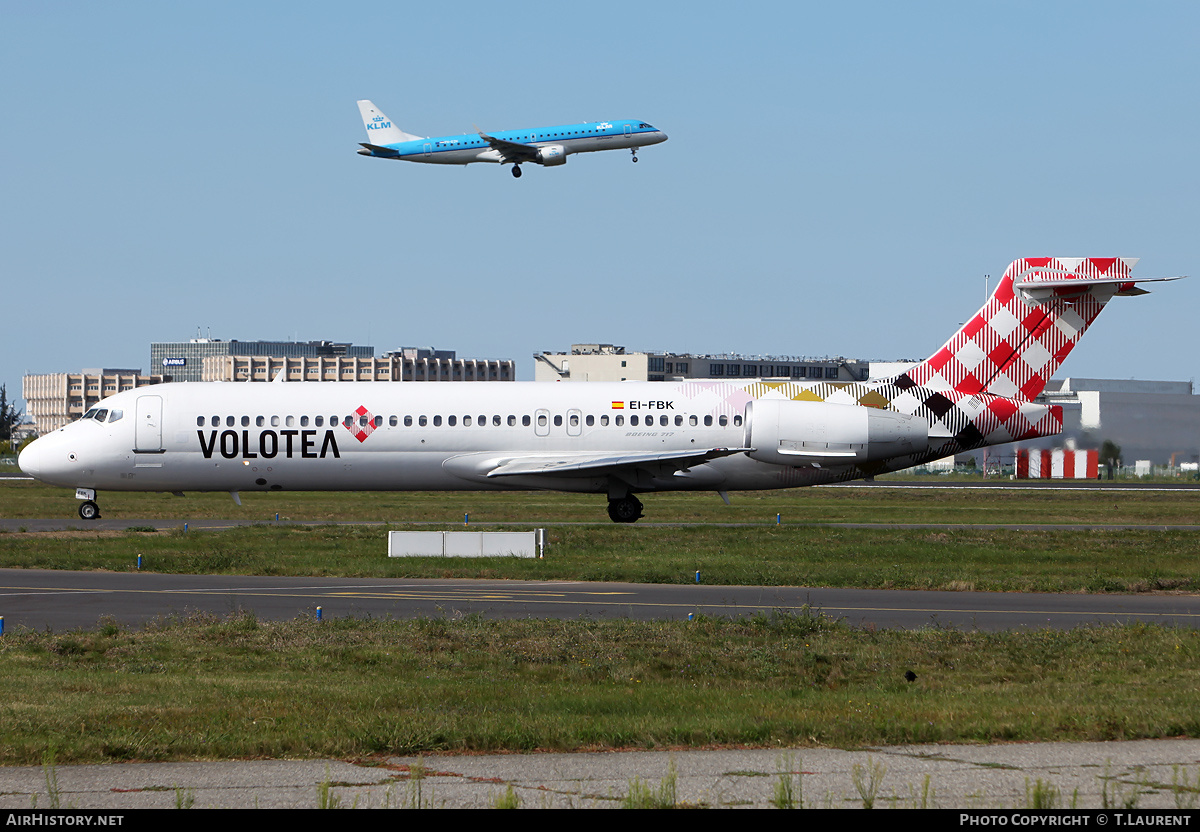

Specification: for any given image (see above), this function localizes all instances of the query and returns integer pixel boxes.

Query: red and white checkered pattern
[906,258,1136,401]
[345,405,377,443]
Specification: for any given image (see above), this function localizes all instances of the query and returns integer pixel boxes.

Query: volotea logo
[346,405,377,443]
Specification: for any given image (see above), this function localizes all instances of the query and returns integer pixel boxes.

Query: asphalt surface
[4,569,1200,632]
[3,740,1200,809]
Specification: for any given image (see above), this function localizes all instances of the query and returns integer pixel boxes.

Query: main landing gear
[79,500,101,520]
[511,164,522,178]
[607,494,644,524]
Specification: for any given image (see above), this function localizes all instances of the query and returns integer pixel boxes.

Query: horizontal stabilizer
[358,143,400,157]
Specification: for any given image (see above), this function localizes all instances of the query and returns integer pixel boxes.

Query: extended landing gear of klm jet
[607,494,644,524]
[511,164,522,178]
[631,148,638,163]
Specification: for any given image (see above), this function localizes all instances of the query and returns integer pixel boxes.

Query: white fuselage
[19,379,902,498]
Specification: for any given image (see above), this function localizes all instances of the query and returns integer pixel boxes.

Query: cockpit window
[108,409,123,423]
[93,409,108,422]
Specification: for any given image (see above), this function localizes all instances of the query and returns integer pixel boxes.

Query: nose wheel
[631,148,638,163]
[78,500,101,520]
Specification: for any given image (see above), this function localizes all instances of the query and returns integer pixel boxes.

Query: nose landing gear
[631,148,638,163]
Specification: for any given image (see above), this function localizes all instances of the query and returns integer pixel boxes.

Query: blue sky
[3,1,1197,407]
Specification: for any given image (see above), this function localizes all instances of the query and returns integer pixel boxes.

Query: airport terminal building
[534,344,871,383]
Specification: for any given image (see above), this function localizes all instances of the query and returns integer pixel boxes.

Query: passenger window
[600,415,609,426]
[660,415,668,427]
[301,416,310,427]
[419,416,428,427]
[226,416,235,427]
[256,416,265,427]
[569,415,579,427]
[553,415,563,427]
[211,416,219,427]
[537,415,547,427]
[433,415,442,426]
[404,416,413,427]
[586,415,594,426]
[704,415,713,427]
[493,415,501,426]
[676,416,683,426]
[719,415,729,426]
[241,416,250,427]
[464,416,473,426]
[734,415,743,426]
[630,415,639,426]
[616,415,624,426]
[272,416,281,427]
[689,415,698,426]
[286,415,296,427]
[315,416,324,427]
[389,416,397,427]
[196,416,205,427]
[507,415,516,426]
[448,415,457,426]
[523,415,531,427]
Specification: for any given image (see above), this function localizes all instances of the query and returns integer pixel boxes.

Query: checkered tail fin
[900,258,1152,401]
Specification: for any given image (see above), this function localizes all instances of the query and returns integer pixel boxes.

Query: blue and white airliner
[356,100,668,178]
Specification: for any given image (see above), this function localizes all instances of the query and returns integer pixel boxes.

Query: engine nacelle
[536,145,567,166]
[744,399,929,467]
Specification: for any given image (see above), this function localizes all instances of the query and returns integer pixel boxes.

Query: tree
[1099,439,1122,481]
[0,384,22,446]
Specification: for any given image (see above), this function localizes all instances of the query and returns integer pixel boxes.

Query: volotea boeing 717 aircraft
[19,258,1181,522]
[355,100,668,177]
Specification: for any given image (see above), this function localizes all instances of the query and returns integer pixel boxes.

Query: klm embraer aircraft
[355,100,668,178]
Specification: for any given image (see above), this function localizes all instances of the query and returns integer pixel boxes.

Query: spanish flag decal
[611,401,625,410]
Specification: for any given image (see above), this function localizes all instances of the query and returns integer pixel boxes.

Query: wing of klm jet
[442,447,749,483]
[477,131,540,164]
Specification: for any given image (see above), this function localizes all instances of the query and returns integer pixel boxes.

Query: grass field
[2,612,1198,765]
[2,479,1199,763]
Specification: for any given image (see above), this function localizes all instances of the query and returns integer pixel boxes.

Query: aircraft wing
[443,447,748,484]
[477,131,540,164]
[485,447,748,478]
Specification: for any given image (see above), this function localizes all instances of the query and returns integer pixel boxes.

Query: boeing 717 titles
[19,258,1181,522]
[355,100,667,177]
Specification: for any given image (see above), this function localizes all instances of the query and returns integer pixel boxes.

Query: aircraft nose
[17,439,41,478]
